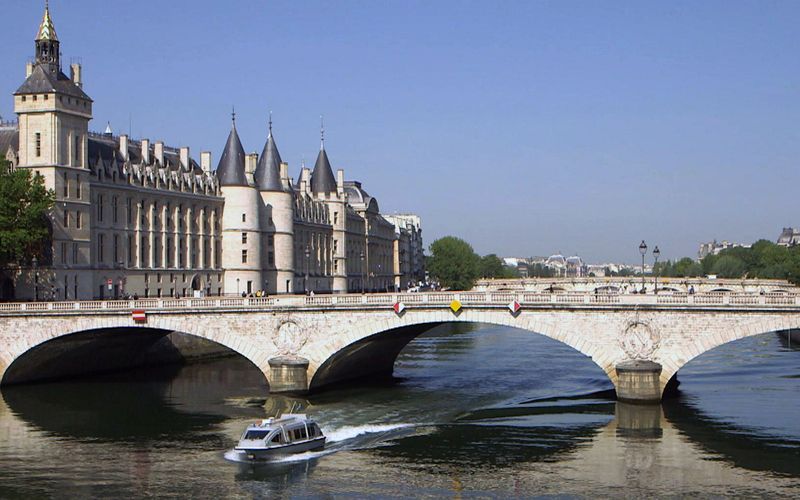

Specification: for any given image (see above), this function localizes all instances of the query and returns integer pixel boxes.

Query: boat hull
[235,437,326,460]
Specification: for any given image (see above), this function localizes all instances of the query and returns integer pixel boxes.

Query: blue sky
[2,1,799,263]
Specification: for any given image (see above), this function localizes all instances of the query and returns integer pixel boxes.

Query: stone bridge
[1,289,799,402]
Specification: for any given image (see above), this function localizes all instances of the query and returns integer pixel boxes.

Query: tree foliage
[428,236,481,290]
[659,239,800,284]
[479,254,518,279]
[0,159,54,267]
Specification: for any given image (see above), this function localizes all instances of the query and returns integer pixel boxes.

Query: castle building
[0,6,423,300]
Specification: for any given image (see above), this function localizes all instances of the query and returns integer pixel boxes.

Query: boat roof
[246,414,314,430]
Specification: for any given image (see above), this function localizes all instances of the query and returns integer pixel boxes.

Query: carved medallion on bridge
[620,319,661,360]
[273,320,308,355]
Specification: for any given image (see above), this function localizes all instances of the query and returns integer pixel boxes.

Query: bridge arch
[305,311,617,392]
[0,316,271,386]
[659,316,800,389]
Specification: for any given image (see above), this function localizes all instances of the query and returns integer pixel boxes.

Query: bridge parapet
[1,291,800,316]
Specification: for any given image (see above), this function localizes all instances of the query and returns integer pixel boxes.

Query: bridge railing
[1,290,800,315]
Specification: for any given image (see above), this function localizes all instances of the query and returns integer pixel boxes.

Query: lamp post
[32,256,38,302]
[653,246,660,294]
[360,251,365,294]
[304,245,311,295]
[638,240,647,293]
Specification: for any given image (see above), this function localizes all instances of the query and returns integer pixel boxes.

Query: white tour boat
[235,414,326,460]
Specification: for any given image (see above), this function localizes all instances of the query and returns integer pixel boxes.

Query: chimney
[336,169,345,197]
[201,152,211,173]
[154,141,164,166]
[70,63,82,88]
[119,135,129,161]
[300,167,310,193]
[279,162,289,184]
[245,153,258,175]
[141,139,151,164]
[26,62,33,78]
[180,147,190,170]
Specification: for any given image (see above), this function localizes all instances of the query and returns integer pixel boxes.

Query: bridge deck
[1,291,800,316]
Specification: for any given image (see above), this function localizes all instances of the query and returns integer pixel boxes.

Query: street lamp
[653,246,660,294]
[360,251,365,294]
[638,240,647,293]
[304,245,311,295]
[32,256,38,302]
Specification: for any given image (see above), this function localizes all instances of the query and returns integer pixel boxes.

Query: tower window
[76,211,82,229]
[44,95,48,101]
[21,96,26,102]
[35,133,41,157]
[242,213,246,223]
[33,95,37,102]
[63,209,69,228]
[63,174,68,197]
[242,232,247,244]
[98,234,105,262]
[241,249,248,263]
[76,175,81,198]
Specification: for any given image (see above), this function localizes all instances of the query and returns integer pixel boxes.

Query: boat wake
[224,423,416,464]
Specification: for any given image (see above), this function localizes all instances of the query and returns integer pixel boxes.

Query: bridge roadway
[1,289,799,402]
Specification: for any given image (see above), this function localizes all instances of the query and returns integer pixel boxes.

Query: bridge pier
[268,356,310,394]
[615,360,662,404]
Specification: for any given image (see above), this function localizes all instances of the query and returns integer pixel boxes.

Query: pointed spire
[36,1,58,41]
[311,118,336,194]
[320,115,325,150]
[104,122,113,135]
[255,113,284,191]
[216,112,247,187]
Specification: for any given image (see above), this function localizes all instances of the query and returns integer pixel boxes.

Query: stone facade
[0,6,424,300]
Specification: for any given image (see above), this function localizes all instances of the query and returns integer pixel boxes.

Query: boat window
[300,427,308,439]
[270,433,282,444]
[310,423,320,437]
[244,430,270,440]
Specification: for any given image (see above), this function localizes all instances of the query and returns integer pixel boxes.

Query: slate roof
[14,64,92,101]
[0,129,19,156]
[310,146,337,194]
[215,124,248,186]
[254,132,284,191]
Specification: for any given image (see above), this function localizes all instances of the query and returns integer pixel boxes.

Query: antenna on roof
[320,115,324,150]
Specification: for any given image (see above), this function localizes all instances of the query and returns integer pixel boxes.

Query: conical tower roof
[36,5,58,41]
[216,119,247,187]
[311,146,337,194]
[254,120,284,191]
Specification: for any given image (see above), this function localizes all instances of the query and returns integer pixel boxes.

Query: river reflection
[0,325,798,497]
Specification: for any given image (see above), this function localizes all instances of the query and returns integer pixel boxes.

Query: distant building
[384,214,424,290]
[698,240,751,259]
[777,228,800,247]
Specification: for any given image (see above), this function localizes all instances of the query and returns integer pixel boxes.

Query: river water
[1,324,799,498]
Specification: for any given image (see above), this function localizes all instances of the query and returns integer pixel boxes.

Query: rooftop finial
[231,106,236,126]
[268,110,273,137]
[301,154,306,168]
[320,115,325,150]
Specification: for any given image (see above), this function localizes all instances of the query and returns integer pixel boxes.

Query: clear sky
[2,1,799,264]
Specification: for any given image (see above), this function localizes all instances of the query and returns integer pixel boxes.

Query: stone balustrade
[0,290,799,315]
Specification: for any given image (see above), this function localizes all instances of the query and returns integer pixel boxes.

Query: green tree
[428,236,480,290]
[711,255,747,278]
[0,159,54,267]
[479,254,504,278]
